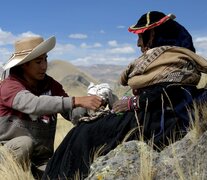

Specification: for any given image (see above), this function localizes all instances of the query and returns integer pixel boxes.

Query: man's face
[22,54,48,83]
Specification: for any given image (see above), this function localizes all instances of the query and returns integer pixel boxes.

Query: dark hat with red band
[128,11,176,34]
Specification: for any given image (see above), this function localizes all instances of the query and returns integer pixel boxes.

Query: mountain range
[47,60,128,97]
[78,64,125,85]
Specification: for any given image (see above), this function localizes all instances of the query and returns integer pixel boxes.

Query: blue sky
[1,0,207,66]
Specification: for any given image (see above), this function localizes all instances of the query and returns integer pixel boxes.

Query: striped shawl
[120,46,207,89]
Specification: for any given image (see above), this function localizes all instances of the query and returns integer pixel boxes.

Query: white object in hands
[87,82,118,109]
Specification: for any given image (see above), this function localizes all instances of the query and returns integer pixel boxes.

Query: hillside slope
[47,60,98,96]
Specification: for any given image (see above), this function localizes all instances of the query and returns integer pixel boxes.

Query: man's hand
[74,95,103,110]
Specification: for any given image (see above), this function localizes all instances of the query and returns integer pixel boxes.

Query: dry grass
[54,115,74,150]
[137,142,155,180]
[0,146,34,180]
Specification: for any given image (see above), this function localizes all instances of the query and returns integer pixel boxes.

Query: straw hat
[3,36,56,70]
[128,11,176,34]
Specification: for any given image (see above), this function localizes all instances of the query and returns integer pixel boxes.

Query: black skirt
[42,84,204,180]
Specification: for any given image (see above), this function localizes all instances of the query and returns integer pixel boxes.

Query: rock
[86,130,207,180]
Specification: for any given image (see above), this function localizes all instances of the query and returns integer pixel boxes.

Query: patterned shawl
[120,46,207,89]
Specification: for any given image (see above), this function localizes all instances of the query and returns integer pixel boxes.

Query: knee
[5,136,34,161]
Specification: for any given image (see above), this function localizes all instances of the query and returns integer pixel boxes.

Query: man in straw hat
[0,36,103,178]
[43,11,207,179]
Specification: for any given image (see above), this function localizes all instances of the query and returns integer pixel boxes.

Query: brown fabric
[120,46,207,89]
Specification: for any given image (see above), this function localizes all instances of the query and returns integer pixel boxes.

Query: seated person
[0,36,102,179]
[42,11,207,180]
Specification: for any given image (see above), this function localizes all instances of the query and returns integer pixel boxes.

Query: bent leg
[4,136,34,165]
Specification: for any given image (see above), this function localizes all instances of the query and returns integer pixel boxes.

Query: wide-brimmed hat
[128,11,176,34]
[3,36,56,70]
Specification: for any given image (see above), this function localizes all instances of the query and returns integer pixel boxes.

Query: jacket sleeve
[60,107,87,124]
[12,90,73,115]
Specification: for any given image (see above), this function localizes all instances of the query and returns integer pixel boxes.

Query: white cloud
[108,46,135,54]
[99,30,105,34]
[194,37,207,47]
[68,33,88,39]
[0,47,11,62]
[0,29,41,46]
[18,31,40,38]
[71,56,96,65]
[70,54,137,66]
[52,43,76,55]
[80,42,102,48]
[0,28,16,45]
[3,29,207,67]
[94,43,102,48]
[109,56,134,64]
[193,36,207,58]
[116,25,125,29]
[0,29,41,63]
[108,40,118,47]
[0,28,138,66]
[80,43,88,48]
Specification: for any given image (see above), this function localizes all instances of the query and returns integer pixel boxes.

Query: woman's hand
[112,98,129,113]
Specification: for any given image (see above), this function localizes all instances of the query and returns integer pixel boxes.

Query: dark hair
[10,66,23,77]
[141,19,195,52]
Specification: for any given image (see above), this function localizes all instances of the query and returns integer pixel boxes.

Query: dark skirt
[42,84,206,180]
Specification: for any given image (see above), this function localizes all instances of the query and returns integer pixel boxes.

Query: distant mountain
[78,64,125,86]
[77,64,129,97]
[47,60,129,97]
[47,60,98,96]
